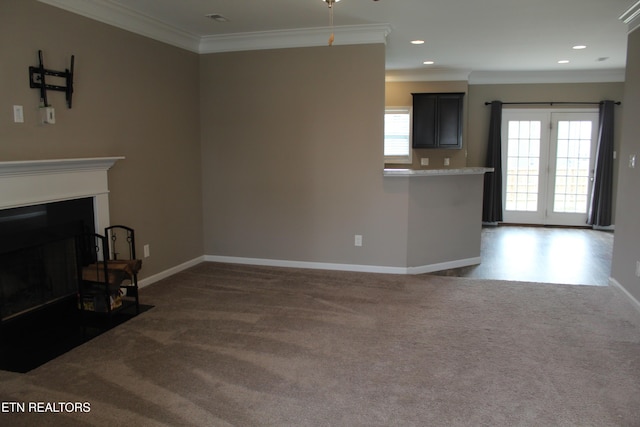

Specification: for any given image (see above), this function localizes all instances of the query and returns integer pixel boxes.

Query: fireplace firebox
[0,198,95,321]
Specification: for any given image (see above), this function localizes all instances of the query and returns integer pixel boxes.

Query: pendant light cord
[328,1,335,45]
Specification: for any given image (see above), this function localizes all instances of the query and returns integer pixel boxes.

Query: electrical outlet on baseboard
[143,244,150,258]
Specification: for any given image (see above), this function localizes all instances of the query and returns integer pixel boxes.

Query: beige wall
[385,81,469,169]
[612,28,640,300]
[0,0,203,279]
[200,45,410,268]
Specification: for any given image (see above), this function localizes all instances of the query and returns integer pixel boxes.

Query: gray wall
[407,174,484,267]
[0,0,204,280]
[466,82,625,221]
[467,83,625,168]
[199,46,410,268]
[611,28,640,299]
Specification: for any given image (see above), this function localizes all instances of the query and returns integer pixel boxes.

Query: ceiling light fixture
[324,0,341,46]
[558,60,570,64]
[411,40,425,45]
[423,60,435,65]
[572,45,587,50]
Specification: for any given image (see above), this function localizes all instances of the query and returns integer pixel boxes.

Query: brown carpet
[1,262,640,426]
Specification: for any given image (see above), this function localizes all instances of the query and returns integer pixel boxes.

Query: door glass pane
[505,121,541,212]
[553,120,592,213]
[558,121,569,139]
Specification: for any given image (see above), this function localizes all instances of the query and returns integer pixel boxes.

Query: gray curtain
[587,100,615,226]
[482,101,503,222]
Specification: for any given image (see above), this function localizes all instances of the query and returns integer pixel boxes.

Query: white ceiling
[40,0,636,83]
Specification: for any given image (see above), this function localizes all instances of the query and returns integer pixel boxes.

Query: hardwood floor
[432,225,614,286]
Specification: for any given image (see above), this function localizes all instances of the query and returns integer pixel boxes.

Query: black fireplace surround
[0,198,95,322]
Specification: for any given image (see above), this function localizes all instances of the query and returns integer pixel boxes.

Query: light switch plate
[13,105,24,123]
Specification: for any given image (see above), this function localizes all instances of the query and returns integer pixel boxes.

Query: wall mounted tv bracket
[29,50,75,108]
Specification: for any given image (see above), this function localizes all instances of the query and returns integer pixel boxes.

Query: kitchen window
[384,107,412,164]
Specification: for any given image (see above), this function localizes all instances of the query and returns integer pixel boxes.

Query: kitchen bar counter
[383,167,493,177]
[381,166,493,274]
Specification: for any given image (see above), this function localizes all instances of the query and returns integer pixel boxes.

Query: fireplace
[0,199,96,320]
[0,157,123,321]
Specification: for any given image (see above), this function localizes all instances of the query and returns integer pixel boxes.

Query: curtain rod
[484,101,621,106]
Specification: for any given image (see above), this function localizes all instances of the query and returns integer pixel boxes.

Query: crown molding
[37,0,390,54]
[467,69,626,84]
[38,0,201,52]
[385,69,471,82]
[385,69,625,85]
[385,69,626,84]
[620,0,640,33]
[199,24,391,54]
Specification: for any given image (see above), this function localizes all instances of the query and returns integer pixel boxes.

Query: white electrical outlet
[354,235,362,247]
[444,157,450,166]
[636,261,640,277]
[143,244,150,258]
[420,158,429,166]
[13,105,24,123]
[629,154,636,169]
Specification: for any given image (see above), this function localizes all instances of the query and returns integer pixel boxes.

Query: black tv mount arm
[29,50,75,108]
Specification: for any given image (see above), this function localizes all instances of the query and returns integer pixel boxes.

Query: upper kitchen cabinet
[412,93,464,149]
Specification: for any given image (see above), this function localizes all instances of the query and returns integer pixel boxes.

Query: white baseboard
[406,257,481,275]
[593,224,615,231]
[204,255,480,275]
[136,255,482,287]
[138,255,205,289]
[609,277,640,313]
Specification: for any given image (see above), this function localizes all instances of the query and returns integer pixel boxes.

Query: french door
[502,109,599,226]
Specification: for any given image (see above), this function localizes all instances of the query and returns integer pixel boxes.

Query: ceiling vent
[206,14,230,23]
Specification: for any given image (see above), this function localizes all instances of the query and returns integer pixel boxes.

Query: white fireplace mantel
[0,157,124,233]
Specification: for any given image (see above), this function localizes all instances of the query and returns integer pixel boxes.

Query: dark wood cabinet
[412,93,464,149]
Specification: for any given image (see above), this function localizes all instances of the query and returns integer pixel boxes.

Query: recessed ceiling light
[572,45,587,50]
[206,13,230,22]
[411,40,425,45]
[558,60,570,64]
[423,60,435,65]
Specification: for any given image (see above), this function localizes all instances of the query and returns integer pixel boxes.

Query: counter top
[383,167,494,177]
